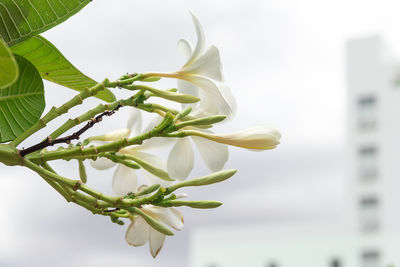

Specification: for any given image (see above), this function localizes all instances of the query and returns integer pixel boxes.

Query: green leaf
[0,0,91,46]
[11,36,116,102]
[0,38,18,88]
[0,55,45,143]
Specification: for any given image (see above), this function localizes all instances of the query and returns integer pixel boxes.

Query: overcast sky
[1,0,400,266]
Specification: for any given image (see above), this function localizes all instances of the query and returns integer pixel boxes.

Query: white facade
[189,37,400,267]
[346,36,400,267]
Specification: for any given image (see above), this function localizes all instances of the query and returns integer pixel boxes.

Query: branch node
[73,180,83,191]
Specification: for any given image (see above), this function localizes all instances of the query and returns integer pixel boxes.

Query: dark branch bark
[19,104,123,157]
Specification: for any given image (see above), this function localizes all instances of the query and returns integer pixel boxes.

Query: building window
[361,249,380,267]
[358,95,377,131]
[359,196,379,232]
[359,145,378,182]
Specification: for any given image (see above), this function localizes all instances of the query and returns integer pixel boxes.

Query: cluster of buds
[4,14,280,258]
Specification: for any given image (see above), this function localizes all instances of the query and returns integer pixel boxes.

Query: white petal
[190,107,210,118]
[143,115,163,133]
[127,108,142,136]
[202,126,281,149]
[126,150,164,167]
[89,158,116,170]
[187,76,234,118]
[183,13,205,67]
[167,138,194,180]
[125,216,150,247]
[175,193,188,199]
[126,150,173,186]
[219,84,237,120]
[178,79,200,110]
[112,165,138,196]
[180,46,223,82]
[143,171,173,188]
[191,135,228,172]
[138,116,172,150]
[178,38,193,59]
[177,79,199,98]
[149,229,166,258]
[143,206,184,231]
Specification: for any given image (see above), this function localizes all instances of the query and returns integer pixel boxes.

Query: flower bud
[160,200,222,209]
[142,76,161,82]
[188,126,281,149]
[175,115,226,129]
[117,151,174,181]
[166,169,237,193]
[143,86,200,103]
[135,184,161,197]
[78,160,87,183]
[133,208,174,236]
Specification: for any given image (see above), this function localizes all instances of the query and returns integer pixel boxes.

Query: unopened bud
[160,200,222,209]
[117,151,174,181]
[166,169,237,193]
[144,86,199,103]
[135,184,161,197]
[175,115,226,129]
[142,76,161,82]
[186,126,281,150]
[78,160,87,183]
[133,208,174,236]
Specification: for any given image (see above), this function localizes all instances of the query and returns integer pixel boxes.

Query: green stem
[39,162,72,202]
[26,114,174,163]
[24,159,76,187]
[48,89,146,141]
[11,80,110,147]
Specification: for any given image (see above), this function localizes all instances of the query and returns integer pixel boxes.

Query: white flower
[90,109,171,195]
[176,14,237,119]
[125,185,185,258]
[187,126,281,150]
[167,127,228,180]
[125,204,184,258]
[147,14,236,119]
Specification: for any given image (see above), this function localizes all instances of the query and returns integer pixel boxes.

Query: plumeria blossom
[90,109,171,195]
[125,185,185,258]
[167,123,229,180]
[146,14,236,119]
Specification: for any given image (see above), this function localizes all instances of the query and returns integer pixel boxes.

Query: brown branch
[19,104,123,157]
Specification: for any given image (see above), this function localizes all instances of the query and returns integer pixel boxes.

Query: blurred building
[347,36,400,267]
[189,36,400,267]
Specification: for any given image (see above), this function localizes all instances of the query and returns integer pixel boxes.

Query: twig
[19,104,123,157]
